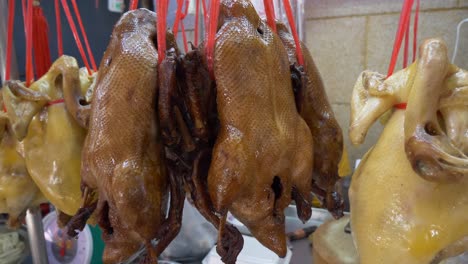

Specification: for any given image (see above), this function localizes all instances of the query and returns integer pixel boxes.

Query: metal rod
[26,207,49,264]
[296,0,305,41]
[0,0,19,85]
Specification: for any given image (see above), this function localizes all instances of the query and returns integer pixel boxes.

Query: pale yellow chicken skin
[350,110,468,263]
[3,56,94,217]
[349,38,468,263]
[0,127,45,228]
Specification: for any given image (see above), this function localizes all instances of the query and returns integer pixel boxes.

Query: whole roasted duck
[349,38,468,264]
[67,9,184,264]
[2,56,94,225]
[276,22,345,217]
[175,1,314,262]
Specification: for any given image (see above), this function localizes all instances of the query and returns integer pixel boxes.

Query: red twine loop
[387,0,414,78]
[282,0,304,66]
[130,0,139,10]
[394,103,407,110]
[25,0,34,86]
[156,0,169,64]
[263,0,277,32]
[32,2,52,78]
[173,0,190,52]
[60,0,92,75]
[388,0,420,109]
[205,0,220,78]
[46,99,66,106]
[70,0,97,72]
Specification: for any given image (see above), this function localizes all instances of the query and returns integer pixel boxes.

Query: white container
[42,211,93,264]
[108,0,125,13]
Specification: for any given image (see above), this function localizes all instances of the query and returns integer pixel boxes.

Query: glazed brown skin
[207,0,314,259]
[76,9,170,263]
[276,23,344,217]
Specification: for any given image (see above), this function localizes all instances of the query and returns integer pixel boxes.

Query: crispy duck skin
[67,9,184,264]
[204,0,314,260]
[276,22,344,218]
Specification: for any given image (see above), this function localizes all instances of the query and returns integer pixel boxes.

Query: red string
[130,0,138,10]
[201,0,208,31]
[32,4,52,78]
[5,0,15,81]
[173,0,189,52]
[70,0,97,72]
[46,99,65,106]
[55,0,63,56]
[60,0,92,75]
[206,0,221,78]
[173,0,184,38]
[394,103,407,109]
[263,0,276,32]
[282,0,304,66]
[194,0,200,46]
[180,21,188,53]
[95,0,99,9]
[390,0,418,109]
[412,0,420,62]
[25,0,34,86]
[181,0,190,52]
[157,0,169,64]
[403,15,410,68]
[386,0,414,78]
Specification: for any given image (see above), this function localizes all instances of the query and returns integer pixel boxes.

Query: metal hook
[451,18,468,64]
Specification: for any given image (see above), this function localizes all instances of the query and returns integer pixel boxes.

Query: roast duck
[0,95,45,228]
[349,38,468,263]
[276,22,345,217]
[65,9,185,263]
[58,1,344,262]
[169,0,344,262]
[0,2,343,263]
[2,56,95,226]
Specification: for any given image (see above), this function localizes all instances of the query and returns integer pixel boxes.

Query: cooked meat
[349,38,468,264]
[276,22,344,218]
[70,9,183,264]
[205,0,314,260]
[2,56,93,223]
[0,108,45,228]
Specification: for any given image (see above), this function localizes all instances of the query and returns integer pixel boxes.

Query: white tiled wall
[303,0,468,164]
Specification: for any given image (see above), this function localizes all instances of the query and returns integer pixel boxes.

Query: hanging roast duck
[276,22,345,218]
[66,9,185,264]
[169,1,315,262]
